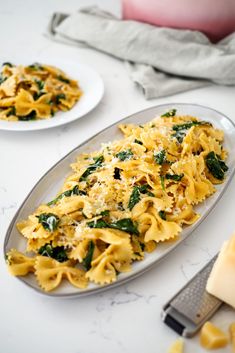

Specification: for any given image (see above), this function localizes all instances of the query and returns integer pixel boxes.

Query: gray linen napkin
[46,7,235,99]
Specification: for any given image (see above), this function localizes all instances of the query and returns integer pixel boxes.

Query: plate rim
[4,102,235,298]
[0,61,104,132]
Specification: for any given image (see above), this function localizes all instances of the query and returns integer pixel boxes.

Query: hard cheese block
[206,235,235,308]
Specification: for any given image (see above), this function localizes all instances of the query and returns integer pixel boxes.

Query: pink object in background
[122,0,235,42]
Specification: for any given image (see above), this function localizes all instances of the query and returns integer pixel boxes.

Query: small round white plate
[0,58,104,131]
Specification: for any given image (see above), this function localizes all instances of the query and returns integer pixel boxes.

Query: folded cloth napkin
[46,6,235,99]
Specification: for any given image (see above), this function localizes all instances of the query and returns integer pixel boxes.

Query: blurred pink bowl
[122,0,235,42]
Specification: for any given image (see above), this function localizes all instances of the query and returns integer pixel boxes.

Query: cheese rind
[206,235,235,308]
[200,322,228,349]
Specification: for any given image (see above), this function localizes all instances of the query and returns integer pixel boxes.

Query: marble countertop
[1,1,235,352]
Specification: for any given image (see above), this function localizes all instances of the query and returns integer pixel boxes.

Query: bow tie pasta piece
[35,256,87,291]
[0,97,16,108]
[6,249,35,276]
[60,211,84,226]
[181,127,223,158]
[199,133,223,158]
[27,235,55,253]
[82,228,130,244]
[34,94,53,118]
[181,127,203,157]
[44,77,66,94]
[131,235,145,261]
[167,202,200,226]
[0,107,17,121]
[2,64,15,76]
[15,89,52,118]
[70,239,92,262]
[86,236,133,285]
[11,64,27,77]
[0,75,17,97]
[61,84,82,96]
[138,211,181,243]
[145,240,157,253]
[138,131,159,150]
[204,126,224,143]
[41,64,70,79]
[17,214,58,240]
[132,196,173,218]
[56,196,93,219]
[73,228,133,284]
[118,123,141,137]
[65,267,88,289]
[69,237,107,265]
[86,255,117,285]
[170,155,215,205]
[118,159,160,176]
[58,95,79,111]
[55,225,77,247]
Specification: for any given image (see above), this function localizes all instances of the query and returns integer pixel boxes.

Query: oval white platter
[0,58,104,131]
[4,103,235,297]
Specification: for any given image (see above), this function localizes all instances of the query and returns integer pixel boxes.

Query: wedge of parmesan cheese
[206,234,235,308]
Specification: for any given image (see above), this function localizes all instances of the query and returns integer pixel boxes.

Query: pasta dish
[0,62,82,121]
[6,109,229,291]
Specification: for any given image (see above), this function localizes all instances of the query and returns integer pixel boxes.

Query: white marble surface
[1,1,235,352]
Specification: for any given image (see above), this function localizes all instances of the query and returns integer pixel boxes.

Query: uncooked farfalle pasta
[6,109,229,291]
[0,62,82,121]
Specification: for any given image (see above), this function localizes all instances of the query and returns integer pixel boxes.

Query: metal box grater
[161,255,223,337]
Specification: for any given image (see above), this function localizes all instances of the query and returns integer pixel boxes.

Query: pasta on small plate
[4,103,235,297]
[0,57,104,131]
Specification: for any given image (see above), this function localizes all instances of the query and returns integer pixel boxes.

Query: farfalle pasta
[0,62,82,121]
[6,109,229,291]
